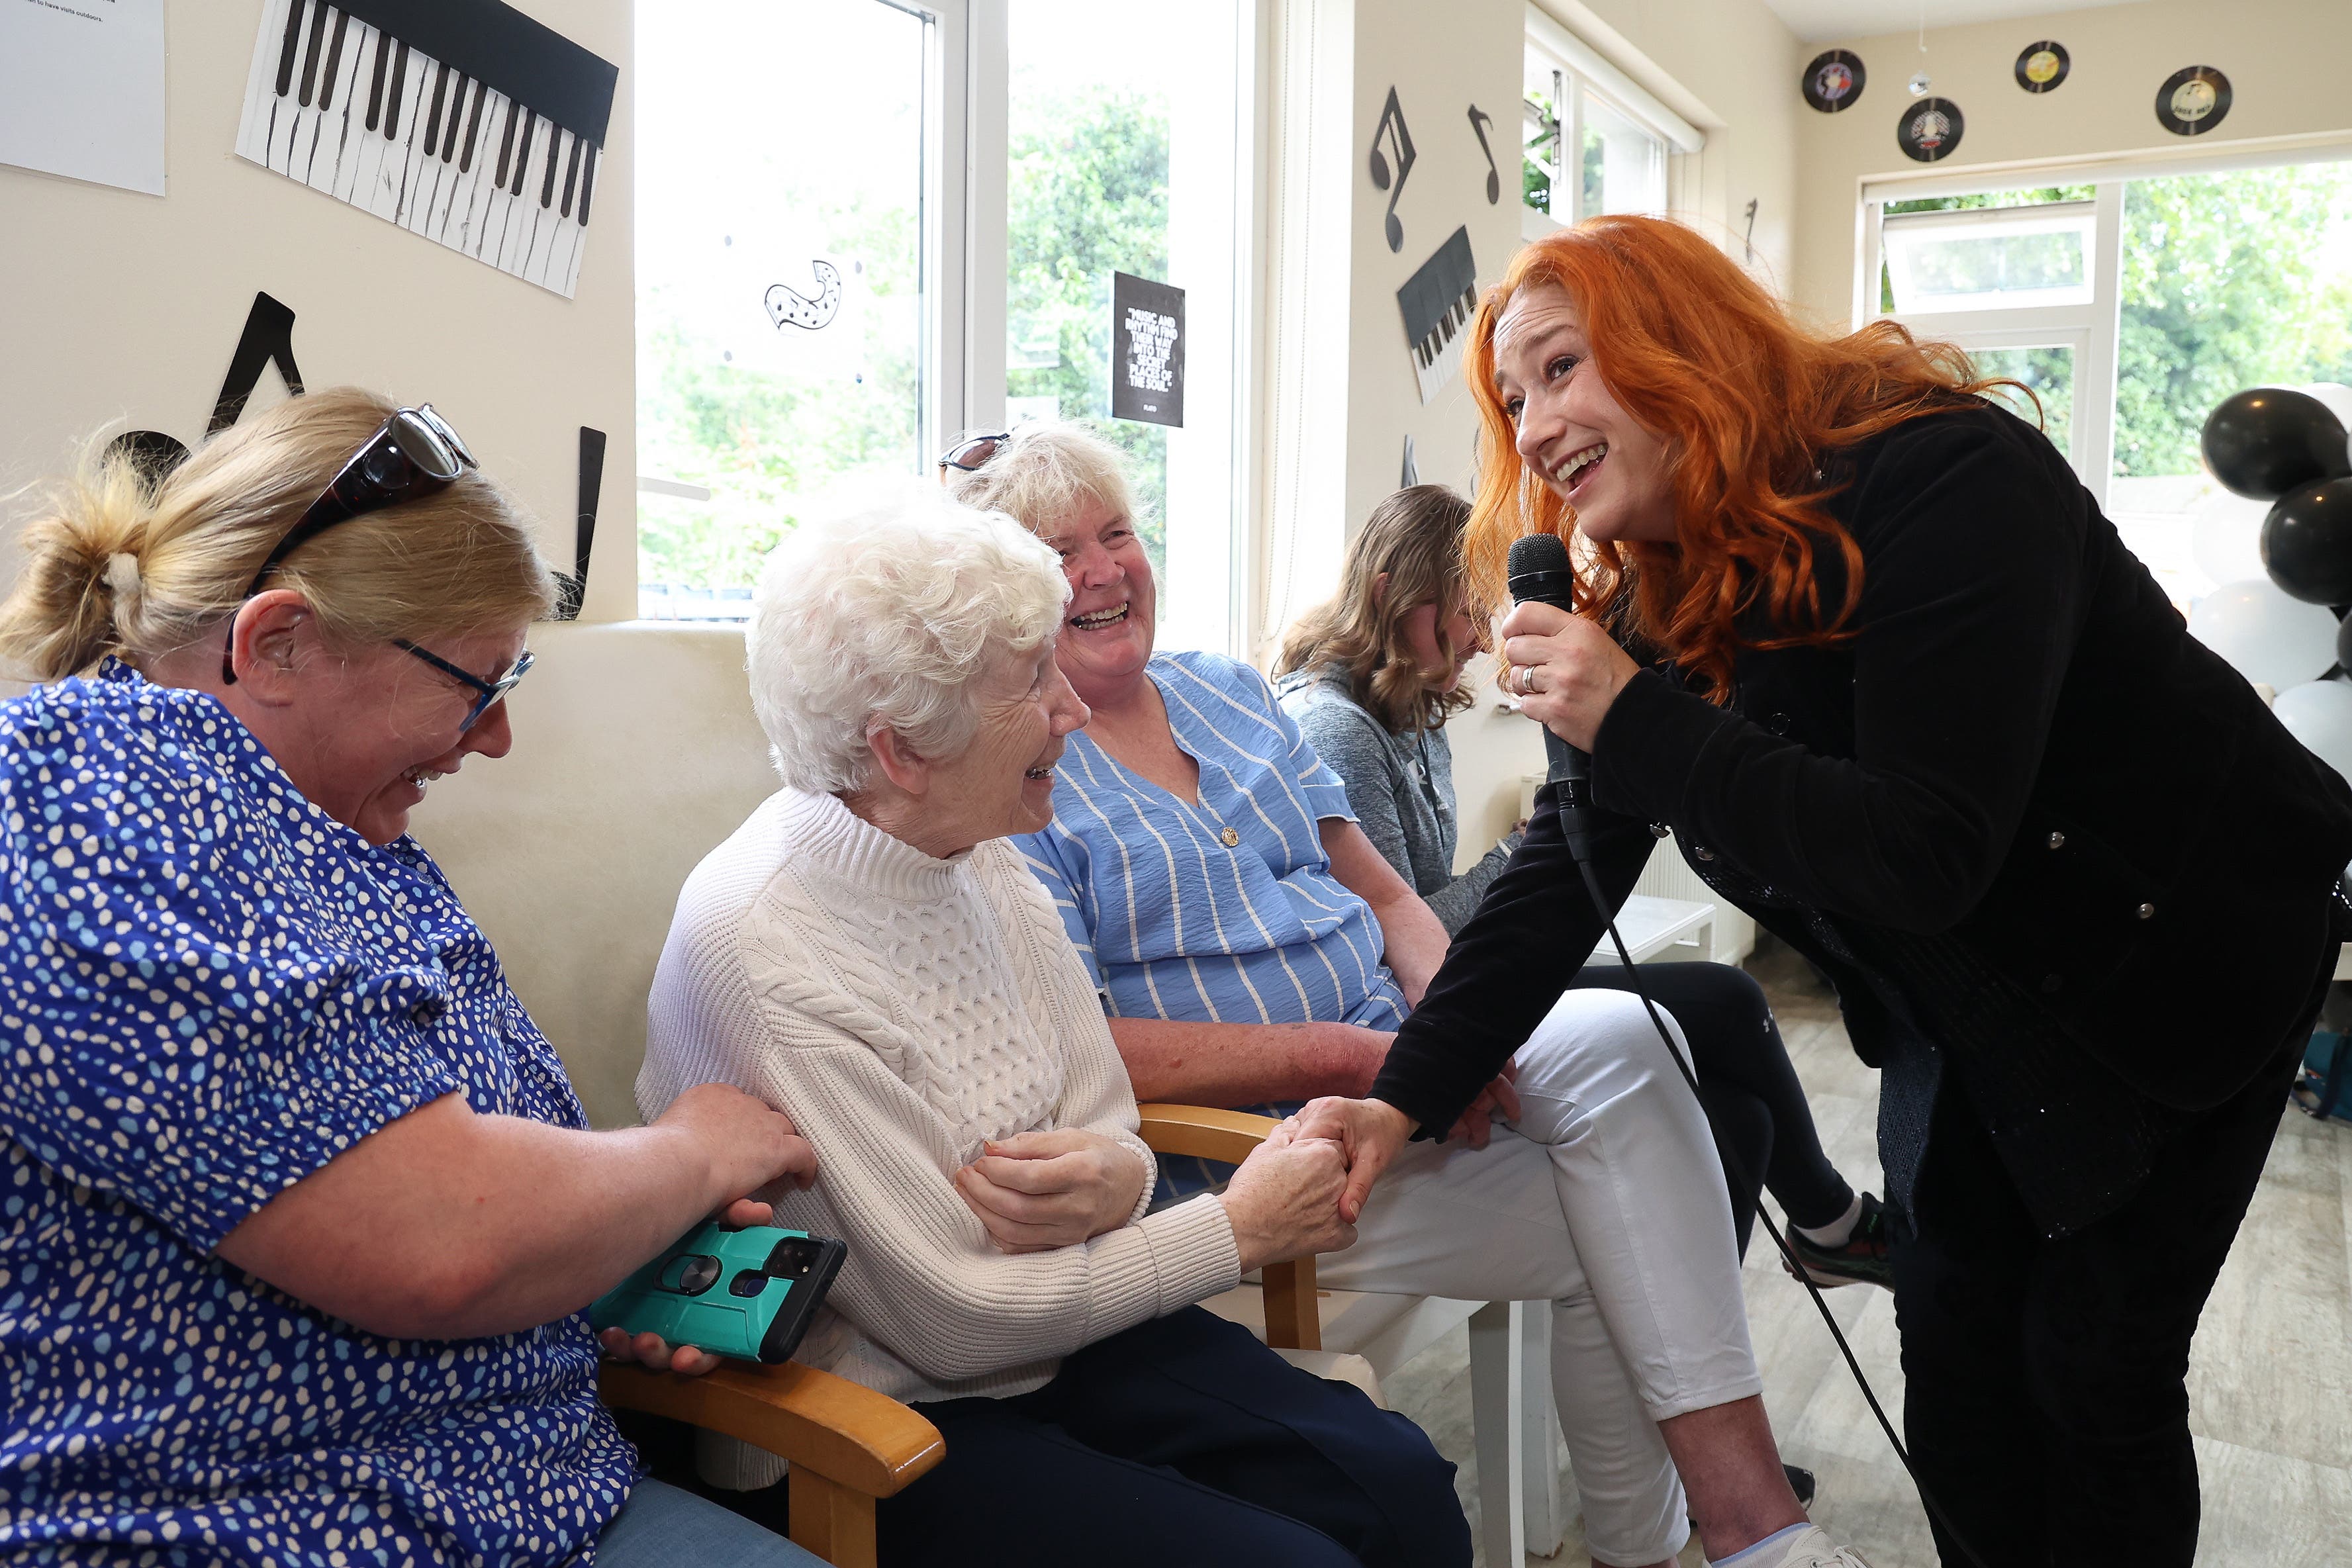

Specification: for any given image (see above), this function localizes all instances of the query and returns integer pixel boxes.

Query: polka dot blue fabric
[0,663,635,1565]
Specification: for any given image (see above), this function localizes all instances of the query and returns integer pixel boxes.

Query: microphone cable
[1503,531,1993,1568]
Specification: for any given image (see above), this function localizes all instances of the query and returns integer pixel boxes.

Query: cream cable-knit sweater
[639,788,1243,1424]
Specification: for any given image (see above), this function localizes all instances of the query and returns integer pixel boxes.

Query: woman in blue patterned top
[0,391,822,1568]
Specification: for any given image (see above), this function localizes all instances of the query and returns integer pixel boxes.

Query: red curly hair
[1463,214,2018,701]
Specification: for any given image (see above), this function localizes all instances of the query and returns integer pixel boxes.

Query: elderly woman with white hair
[637,490,1471,1568]
[947,423,1872,1568]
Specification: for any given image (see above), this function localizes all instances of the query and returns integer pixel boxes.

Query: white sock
[1795,1191,1863,1247]
[1709,1522,1812,1568]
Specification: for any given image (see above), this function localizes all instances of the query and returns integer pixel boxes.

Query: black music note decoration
[207,292,306,434]
[1368,87,1416,253]
[552,426,604,621]
[104,291,308,488]
[1468,105,1500,205]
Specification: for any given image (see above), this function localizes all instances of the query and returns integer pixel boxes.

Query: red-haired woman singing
[1301,215,2352,1567]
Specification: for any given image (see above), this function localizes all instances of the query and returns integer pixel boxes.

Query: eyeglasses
[222,404,478,686]
[396,641,536,731]
[937,432,1012,473]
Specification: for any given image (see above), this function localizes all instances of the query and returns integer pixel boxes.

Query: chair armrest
[1137,1103,1279,1164]
[598,1359,945,1500]
[1135,1103,1321,1352]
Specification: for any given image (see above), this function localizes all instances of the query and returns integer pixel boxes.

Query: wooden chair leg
[789,1466,880,1568]
[1262,1256,1321,1351]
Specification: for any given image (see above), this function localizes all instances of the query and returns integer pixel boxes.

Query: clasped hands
[1280,1057,1520,1226]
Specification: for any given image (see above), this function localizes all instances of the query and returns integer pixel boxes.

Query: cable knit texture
[640,790,1241,1485]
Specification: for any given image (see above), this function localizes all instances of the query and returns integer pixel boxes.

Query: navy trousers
[878,1307,1471,1568]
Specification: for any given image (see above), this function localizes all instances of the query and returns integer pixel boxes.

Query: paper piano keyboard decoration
[1397,226,1479,406]
[236,0,620,300]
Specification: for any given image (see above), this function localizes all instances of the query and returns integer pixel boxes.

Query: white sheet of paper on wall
[0,0,167,196]
[234,0,618,299]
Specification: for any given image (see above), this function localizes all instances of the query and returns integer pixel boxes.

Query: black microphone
[1506,532,1597,860]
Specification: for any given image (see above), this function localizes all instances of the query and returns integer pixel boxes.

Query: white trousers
[1312,989,1760,1566]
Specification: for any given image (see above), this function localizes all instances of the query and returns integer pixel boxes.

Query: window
[1004,0,1247,654]
[1868,185,2106,481]
[1522,9,1695,242]
[1862,154,2352,604]
[634,0,952,620]
[634,0,1254,651]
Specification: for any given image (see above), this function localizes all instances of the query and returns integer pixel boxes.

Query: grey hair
[940,420,1147,539]
[747,486,1070,794]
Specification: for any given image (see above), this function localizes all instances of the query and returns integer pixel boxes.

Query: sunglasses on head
[220,404,532,729]
[937,432,1012,474]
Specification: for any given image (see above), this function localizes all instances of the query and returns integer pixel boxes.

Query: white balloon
[2272,678,2352,780]
[2187,578,2339,691]
[2297,383,2352,471]
[2296,382,2352,432]
[2188,485,2271,586]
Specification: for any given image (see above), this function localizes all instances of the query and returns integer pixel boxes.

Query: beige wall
[1791,0,2352,322]
[1323,0,1805,862]
[0,0,1811,1123]
[0,0,678,1125]
[0,0,640,623]
[414,623,776,1128]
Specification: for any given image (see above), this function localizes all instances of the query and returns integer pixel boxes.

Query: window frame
[1861,183,2122,500]
[1856,133,2352,513]
[630,0,1260,656]
[1521,7,1698,243]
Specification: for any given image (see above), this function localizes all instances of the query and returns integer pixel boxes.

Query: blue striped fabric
[1017,651,1407,1198]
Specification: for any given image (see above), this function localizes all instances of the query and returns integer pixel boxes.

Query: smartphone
[590,1222,846,1365]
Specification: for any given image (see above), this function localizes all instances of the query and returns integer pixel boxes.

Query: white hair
[747,486,1070,794]
[939,420,1146,539]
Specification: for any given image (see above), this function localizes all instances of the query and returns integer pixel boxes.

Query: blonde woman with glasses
[0,390,821,1568]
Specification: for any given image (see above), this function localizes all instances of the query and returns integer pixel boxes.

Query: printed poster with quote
[1111,272,1184,428]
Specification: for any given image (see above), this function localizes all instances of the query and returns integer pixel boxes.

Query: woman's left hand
[955,1129,1151,1253]
[1499,600,1642,753]
[594,1197,776,1377]
[599,1326,729,1377]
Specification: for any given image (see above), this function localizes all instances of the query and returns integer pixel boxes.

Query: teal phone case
[590,1222,845,1364]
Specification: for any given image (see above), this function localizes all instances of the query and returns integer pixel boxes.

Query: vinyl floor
[1380,939,2352,1567]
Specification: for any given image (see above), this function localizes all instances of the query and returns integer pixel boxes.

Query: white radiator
[1522,774,1756,964]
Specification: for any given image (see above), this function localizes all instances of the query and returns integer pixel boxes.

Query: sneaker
[1783,1191,1893,1291]
[1782,1463,1816,1510]
[1750,1524,1875,1568]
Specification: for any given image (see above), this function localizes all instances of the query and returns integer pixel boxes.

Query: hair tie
[104,552,142,604]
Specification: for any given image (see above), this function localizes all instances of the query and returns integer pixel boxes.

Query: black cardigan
[1372,402,2352,1223]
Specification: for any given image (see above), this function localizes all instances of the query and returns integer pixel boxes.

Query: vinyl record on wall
[1897,97,1965,161]
[2156,66,2232,136]
[1802,50,1866,113]
[2015,40,2069,93]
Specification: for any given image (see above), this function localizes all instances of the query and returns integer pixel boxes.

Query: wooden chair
[1143,1104,1569,1565]
[598,1356,943,1568]
[595,1105,1331,1568]
[1135,1103,1322,1348]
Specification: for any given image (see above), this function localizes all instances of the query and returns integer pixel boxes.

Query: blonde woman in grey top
[1274,486,1517,937]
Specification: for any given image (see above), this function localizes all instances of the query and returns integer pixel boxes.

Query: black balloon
[2203,388,2352,500]
[2263,477,2352,605]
